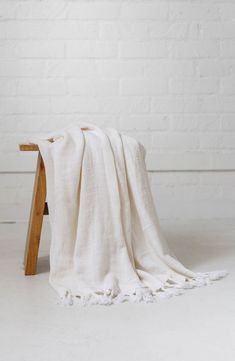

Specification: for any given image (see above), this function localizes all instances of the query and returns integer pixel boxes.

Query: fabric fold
[30,123,227,306]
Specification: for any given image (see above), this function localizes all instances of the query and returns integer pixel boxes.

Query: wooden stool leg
[24,152,46,275]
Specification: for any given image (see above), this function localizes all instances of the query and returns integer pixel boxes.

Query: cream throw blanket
[32,123,227,306]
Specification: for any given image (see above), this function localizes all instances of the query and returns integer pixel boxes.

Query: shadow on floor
[166,230,234,270]
[37,255,50,274]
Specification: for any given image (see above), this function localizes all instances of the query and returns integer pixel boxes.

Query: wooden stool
[19,144,48,275]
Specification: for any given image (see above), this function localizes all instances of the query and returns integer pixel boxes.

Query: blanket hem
[56,270,228,307]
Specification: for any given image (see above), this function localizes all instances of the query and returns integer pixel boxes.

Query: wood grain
[24,152,46,275]
[19,144,39,151]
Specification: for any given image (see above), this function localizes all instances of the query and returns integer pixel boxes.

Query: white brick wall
[0,0,235,221]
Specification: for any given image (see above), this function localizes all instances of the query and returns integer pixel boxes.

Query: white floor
[0,219,234,361]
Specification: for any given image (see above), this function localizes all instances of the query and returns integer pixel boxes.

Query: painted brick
[145,60,195,77]
[221,116,235,130]
[152,133,199,150]
[51,96,150,115]
[170,40,219,58]
[16,2,68,20]
[220,4,235,20]
[0,21,51,40]
[0,97,51,114]
[0,0,235,221]
[170,78,218,94]
[202,23,235,39]
[67,2,120,20]
[0,2,17,20]
[68,78,118,96]
[45,21,98,40]
[17,79,67,96]
[220,78,235,94]
[45,60,96,77]
[197,60,233,77]
[118,115,169,131]
[0,60,47,77]
[0,40,18,59]
[220,40,235,58]
[67,40,117,58]
[151,96,203,113]
[169,3,220,21]
[120,78,168,95]
[17,40,65,58]
[170,116,221,131]
[199,133,221,149]
[0,79,17,96]
[0,21,98,40]
[99,22,149,40]
[119,41,168,58]
[121,3,169,20]
[150,22,199,39]
[96,60,144,77]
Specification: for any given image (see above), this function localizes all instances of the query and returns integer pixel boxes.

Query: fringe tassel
[56,270,228,307]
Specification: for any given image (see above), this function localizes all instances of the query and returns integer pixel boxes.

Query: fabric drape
[31,123,227,306]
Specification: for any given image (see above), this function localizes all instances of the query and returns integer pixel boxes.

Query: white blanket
[33,123,227,306]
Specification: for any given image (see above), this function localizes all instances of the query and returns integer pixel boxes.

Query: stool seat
[19,144,39,151]
[19,143,47,275]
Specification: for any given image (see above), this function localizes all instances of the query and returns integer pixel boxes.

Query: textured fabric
[32,123,227,306]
